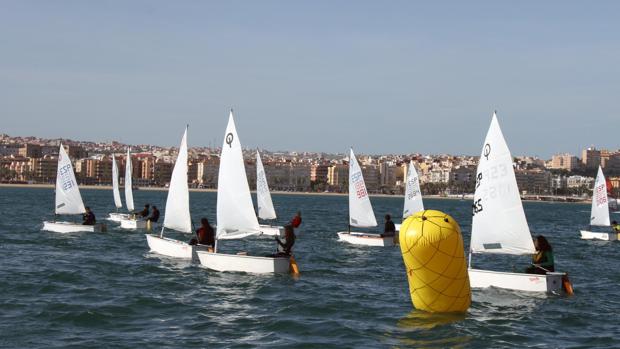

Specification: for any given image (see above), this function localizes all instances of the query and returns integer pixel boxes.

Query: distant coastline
[0,183,589,203]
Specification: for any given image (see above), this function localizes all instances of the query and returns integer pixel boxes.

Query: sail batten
[216,111,261,239]
[124,148,134,212]
[54,144,86,215]
[348,149,377,228]
[403,160,424,218]
[470,113,535,255]
[111,155,122,209]
[162,127,192,233]
[256,150,277,220]
[590,166,610,227]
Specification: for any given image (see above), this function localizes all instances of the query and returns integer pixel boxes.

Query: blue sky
[1,1,618,157]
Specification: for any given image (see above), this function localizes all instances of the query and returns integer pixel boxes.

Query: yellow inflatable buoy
[400,210,471,313]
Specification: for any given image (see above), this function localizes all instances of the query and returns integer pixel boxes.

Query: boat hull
[107,213,130,222]
[120,218,154,230]
[468,268,565,293]
[145,234,209,259]
[337,232,394,247]
[196,251,290,273]
[42,221,104,233]
[580,230,617,241]
[259,224,284,237]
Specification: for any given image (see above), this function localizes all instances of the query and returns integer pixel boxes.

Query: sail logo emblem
[595,184,608,206]
[225,133,234,148]
[351,171,367,199]
[58,163,75,191]
[257,170,269,192]
[483,143,491,160]
[406,176,419,199]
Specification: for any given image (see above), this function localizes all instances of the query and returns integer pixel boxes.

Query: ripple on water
[2,188,620,348]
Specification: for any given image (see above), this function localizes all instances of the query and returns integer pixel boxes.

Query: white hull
[259,224,284,236]
[580,230,617,241]
[196,251,290,273]
[337,232,394,247]
[468,268,565,293]
[145,234,209,259]
[107,213,130,222]
[120,218,153,230]
[42,221,103,233]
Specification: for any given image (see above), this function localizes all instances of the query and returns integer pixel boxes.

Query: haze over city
[1,1,619,157]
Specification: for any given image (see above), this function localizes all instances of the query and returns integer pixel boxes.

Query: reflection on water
[397,309,467,330]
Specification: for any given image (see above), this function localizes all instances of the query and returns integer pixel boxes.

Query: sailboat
[395,160,424,232]
[607,177,619,213]
[119,148,148,230]
[256,150,283,236]
[337,149,392,246]
[146,127,207,259]
[580,166,615,240]
[196,110,292,273]
[468,112,566,293]
[107,154,129,222]
[42,144,104,233]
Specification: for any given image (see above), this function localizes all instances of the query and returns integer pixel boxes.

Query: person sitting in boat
[274,224,296,256]
[612,221,620,233]
[138,204,150,218]
[189,218,215,246]
[290,211,302,229]
[148,206,160,222]
[82,207,96,225]
[381,214,396,237]
[525,235,554,275]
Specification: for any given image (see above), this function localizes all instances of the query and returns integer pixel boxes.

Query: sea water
[1,187,618,348]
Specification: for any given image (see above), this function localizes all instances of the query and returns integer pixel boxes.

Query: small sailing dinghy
[395,160,424,232]
[196,111,293,273]
[580,166,615,240]
[107,154,129,222]
[256,150,283,237]
[42,144,104,233]
[119,148,148,230]
[146,127,206,259]
[468,112,566,293]
[337,149,392,246]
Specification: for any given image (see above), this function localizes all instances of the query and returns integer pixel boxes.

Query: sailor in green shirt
[525,235,554,275]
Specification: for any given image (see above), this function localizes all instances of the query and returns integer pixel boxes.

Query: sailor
[82,207,96,225]
[190,218,215,246]
[274,224,296,256]
[525,235,554,274]
[381,214,396,237]
[148,206,160,223]
[138,204,150,218]
[612,221,620,233]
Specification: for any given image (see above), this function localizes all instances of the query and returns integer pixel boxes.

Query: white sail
[216,111,261,240]
[54,144,86,215]
[256,150,277,220]
[470,112,535,255]
[590,166,610,227]
[163,127,192,233]
[124,148,134,212]
[111,155,122,209]
[348,148,377,228]
[403,160,424,218]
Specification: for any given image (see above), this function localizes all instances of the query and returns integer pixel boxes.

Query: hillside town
[1,133,619,199]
